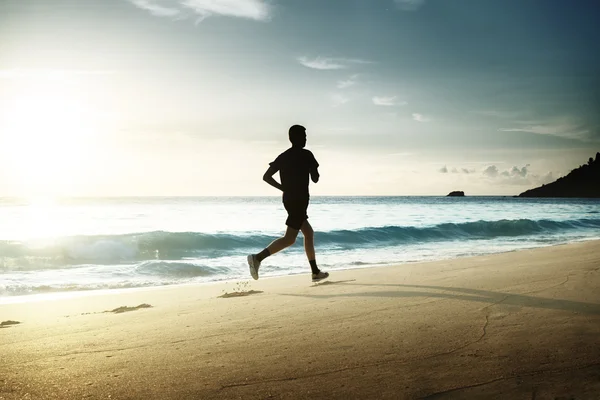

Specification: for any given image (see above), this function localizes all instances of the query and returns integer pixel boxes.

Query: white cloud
[130,0,181,17]
[297,57,372,70]
[510,165,529,178]
[499,120,591,140]
[342,58,373,65]
[298,57,345,70]
[471,109,521,119]
[330,93,350,107]
[412,113,430,122]
[483,165,499,177]
[372,96,406,106]
[482,164,556,186]
[128,0,271,22]
[337,74,359,89]
[182,0,270,21]
[438,165,475,174]
[499,126,577,135]
[337,79,354,89]
[394,0,425,11]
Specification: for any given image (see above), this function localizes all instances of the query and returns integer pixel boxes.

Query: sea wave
[322,218,600,248]
[1,218,598,270]
[0,280,178,297]
[0,260,231,297]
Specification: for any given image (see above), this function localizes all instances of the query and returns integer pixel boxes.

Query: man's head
[289,124,307,148]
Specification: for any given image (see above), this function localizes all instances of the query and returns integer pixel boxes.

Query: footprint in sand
[311,279,356,287]
[0,320,21,328]
[218,290,263,298]
[104,304,153,314]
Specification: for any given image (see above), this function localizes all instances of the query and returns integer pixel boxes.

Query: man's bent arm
[263,166,283,192]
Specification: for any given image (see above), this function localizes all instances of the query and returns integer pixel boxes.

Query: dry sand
[1,241,599,399]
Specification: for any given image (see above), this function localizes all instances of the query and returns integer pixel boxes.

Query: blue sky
[0,0,598,196]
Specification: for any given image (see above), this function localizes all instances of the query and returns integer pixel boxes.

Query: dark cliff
[519,152,600,198]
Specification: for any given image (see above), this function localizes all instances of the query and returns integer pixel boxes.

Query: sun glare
[1,78,100,198]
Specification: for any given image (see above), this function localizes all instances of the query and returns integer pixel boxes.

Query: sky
[0,0,599,197]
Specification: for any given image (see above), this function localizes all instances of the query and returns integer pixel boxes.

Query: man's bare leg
[248,226,299,280]
[267,226,299,255]
[300,221,328,281]
[300,220,316,261]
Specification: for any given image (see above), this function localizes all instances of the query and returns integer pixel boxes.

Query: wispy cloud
[500,126,567,134]
[412,113,430,122]
[471,109,522,119]
[298,57,345,70]
[183,0,271,21]
[130,0,181,17]
[498,123,590,140]
[394,0,426,11]
[297,57,372,70]
[330,93,350,107]
[337,74,359,89]
[372,96,406,106]
[128,0,272,22]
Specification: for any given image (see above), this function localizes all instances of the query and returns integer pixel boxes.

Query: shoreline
[2,240,599,399]
[2,236,599,305]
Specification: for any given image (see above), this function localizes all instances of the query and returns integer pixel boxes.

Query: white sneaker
[311,271,329,282]
[247,254,260,280]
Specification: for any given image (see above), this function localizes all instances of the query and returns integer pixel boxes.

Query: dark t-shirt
[269,147,319,199]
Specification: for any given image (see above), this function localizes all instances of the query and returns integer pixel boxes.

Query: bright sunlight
[0,74,101,198]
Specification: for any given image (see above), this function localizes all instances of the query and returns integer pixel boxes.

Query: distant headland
[519,152,600,198]
[447,191,465,197]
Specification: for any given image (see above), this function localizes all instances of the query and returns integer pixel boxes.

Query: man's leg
[300,221,328,281]
[261,198,304,258]
[300,220,316,262]
[266,226,299,255]
[248,226,299,280]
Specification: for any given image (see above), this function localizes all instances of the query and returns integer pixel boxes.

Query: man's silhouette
[247,125,329,282]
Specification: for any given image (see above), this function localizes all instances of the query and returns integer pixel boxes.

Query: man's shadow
[285,281,600,315]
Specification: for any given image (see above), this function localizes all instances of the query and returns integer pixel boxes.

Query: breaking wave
[1,218,598,270]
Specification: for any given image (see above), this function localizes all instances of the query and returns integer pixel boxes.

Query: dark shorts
[283,196,309,230]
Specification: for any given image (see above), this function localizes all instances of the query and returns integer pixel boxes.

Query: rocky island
[519,152,600,198]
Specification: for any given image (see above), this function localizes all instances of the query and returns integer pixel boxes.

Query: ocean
[1,196,599,301]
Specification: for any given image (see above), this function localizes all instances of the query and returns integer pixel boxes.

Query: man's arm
[263,166,283,191]
[310,152,320,183]
[310,166,320,183]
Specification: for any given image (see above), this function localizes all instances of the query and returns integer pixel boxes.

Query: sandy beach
[1,240,599,399]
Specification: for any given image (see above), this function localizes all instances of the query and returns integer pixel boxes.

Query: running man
[247,125,329,282]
